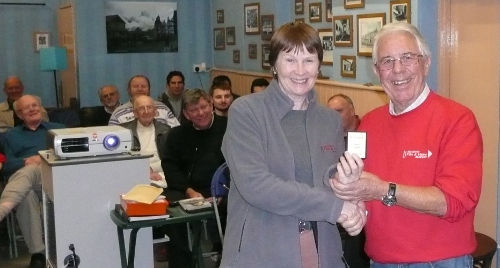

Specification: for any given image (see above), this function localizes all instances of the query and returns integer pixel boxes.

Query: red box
[120,195,169,216]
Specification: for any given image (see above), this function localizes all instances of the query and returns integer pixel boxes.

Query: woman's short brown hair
[269,22,323,74]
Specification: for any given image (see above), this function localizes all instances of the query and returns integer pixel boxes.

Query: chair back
[211,162,230,198]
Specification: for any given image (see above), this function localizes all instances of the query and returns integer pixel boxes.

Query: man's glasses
[135,105,155,113]
[375,53,423,71]
[18,103,40,113]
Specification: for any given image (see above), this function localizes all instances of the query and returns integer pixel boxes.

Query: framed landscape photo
[390,0,411,23]
[295,0,304,15]
[33,32,50,52]
[309,2,322,23]
[333,15,353,47]
[318,29,334,65]
[248,44,257,59]
[217,9,224,23]
[261,15,274,41]
[340,55,356,78]
[226,27,236,45]
[357,13,386,57]
[344,0,364,9]
[261,44,271,69]
[233,50,240,63]
[244,3,260,35]
[213,28,225,50]
[325,0,333,22]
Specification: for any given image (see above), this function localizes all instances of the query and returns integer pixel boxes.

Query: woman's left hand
[335,152,364,184]
[337,201,367,236]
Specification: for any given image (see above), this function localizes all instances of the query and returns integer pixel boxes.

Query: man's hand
[335,152,364,184]
[337,201,367,236]
[150,172,163,181]
[330,171,385,202]
[186,188,203,199]
[24,155,42,166]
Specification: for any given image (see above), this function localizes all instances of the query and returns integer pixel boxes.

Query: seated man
[327,93,361,135]
[109,75,179,128]
[0,95,65,268]
[0,76,48,132]
[161,89,227,267]
[158,71,187,123]
[212,75,240,100]
[80,84,121,127]
[209,83,234,117]
[250,78,269,93]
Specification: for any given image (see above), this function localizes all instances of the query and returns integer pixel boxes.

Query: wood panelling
[211,69,388,117]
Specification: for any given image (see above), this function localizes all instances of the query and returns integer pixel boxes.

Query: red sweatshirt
[359,92,483,263]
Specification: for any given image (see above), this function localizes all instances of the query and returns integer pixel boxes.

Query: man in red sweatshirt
[330,22,483,267]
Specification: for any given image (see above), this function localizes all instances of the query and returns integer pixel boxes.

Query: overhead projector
[48,125,133,158]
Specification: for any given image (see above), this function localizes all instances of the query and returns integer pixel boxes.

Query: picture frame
[295,0,304,15]
[233,50,241,63]
[333,15,353,47]
[261,44,271,69]
[357,13,386,57]
[213,28,225,50]
[248,44,258,59]
[226,27,236,45]
[244,3,260,35]
[261,15,275,41]
[33,32,50,52]
[344,0,364,9]
[217,9,224,24]
[309,2,322,23]
[325,0,333,22]
[295,18,305,23]
[318,29,334,65]
[390,0,411,23]
[340,55,356,78]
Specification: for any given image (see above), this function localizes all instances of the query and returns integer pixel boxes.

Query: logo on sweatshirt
[321,144,336,152]
[402,150,433,159]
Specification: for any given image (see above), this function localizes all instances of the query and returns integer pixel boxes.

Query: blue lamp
[40,47,67,108]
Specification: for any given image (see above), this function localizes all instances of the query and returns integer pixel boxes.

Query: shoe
[153,242,168,262]
[210,242,222,262]
[29,253,46,268]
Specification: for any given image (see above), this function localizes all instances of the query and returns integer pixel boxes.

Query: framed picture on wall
[248,44,258,59]
[261,44,271,69]
[357,13,386,57]
[295,18,305,23]
[261,15,275,41]
[390,0,411,23]
[318,29,334,65]
[344,0,364,9]
[217,10,224,23]
[233,50,241,63]
[309,2,322,23]
[340,55,356,78]
[295,0,304,15]
[244,3,260,35]
[333,15,353,47]
[325,0,333,22]
[33,32,50,52]
[226,27,236,45]
[213,28,225,50]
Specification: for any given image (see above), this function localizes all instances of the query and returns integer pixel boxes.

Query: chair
[472,232,497,268]
[210,162,230,244]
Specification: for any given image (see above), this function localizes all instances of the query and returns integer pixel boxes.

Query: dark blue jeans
[371,255,473,268]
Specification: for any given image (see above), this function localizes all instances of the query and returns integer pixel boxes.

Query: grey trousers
[1,165,45,254]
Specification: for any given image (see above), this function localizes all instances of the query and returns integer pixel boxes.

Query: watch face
[382,196,397,206]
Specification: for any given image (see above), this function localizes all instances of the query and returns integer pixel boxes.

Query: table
[110,206,215,268]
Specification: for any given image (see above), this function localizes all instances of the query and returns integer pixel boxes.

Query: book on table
[115,204,171,222]
[178,197,212,213]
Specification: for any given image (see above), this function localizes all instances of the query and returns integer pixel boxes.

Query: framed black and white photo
[213,28,225,50]
[333,15,353,47]
[217,9,224,23]
[226,27,235,45]
[318,29,334,65]
[105,2,178,53]
[344,0,364,9]
[325,0,333,22]
[244,3,260,35]
[261,15,274,41]
[357,13,385,57]
[233,50,240,63]
[340,55,356,78]
[33,32,50,52]
[261,44,271,69]
[248,44,257,59]
[390,0,411,23]
[309,2,322,23]
[295,0,304,15]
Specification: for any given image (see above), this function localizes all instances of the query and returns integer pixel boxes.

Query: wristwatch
[381,183,397,206]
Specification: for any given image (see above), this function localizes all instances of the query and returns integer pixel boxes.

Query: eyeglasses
[375,53,423,71]
[135,105,155,113]
[18,103,40,113]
